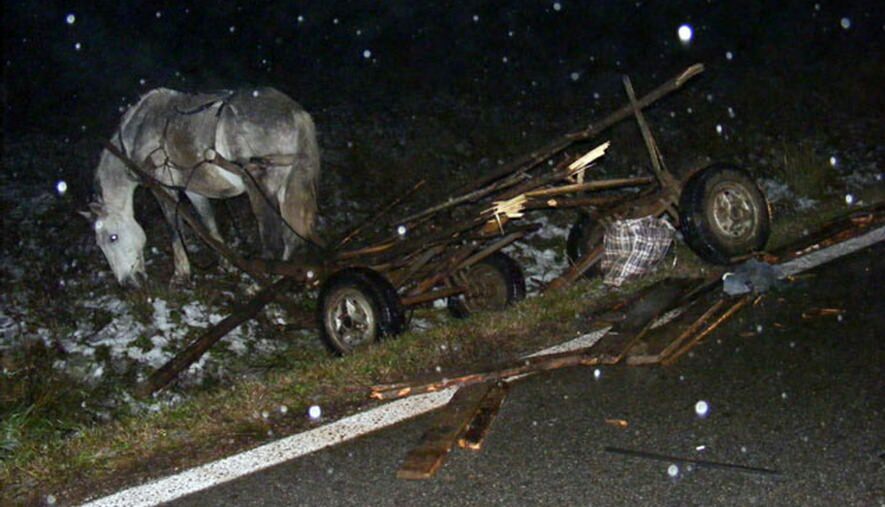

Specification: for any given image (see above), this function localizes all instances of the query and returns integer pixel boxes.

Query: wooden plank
[661,295,752,366]
[397,382,494,480]
[592,278,699,362]
[625,294,725,366]
[458,382,510,451]
[135,277,294,397]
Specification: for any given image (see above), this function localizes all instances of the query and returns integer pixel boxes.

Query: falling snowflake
[677,24,693,43]
[845,194,855,205]
[280,405,288,414]
[840,17,851,30]
[694,400,709,417]
[308,405,322,419]
[396,225,407,237]
[298,15,304,23]
[65,13,76,25]
[473,14,479,22]
[252,89,260,97]
[667,464,679,477]
[56,180,68,195]
[502,56,509,63]
[593,368,602,380]
[553,2,562,11]
[74,42,82,51]
[726,51,734,60]
[570,71,580,81]
[716,124,723,135]
[229,25,236,33]
[155,11,162,18]
[363,49,372,59]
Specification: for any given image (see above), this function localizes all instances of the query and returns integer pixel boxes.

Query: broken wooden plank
[661,294,752,366]
[591,278,700,362]
[370,346,604,401]
[625,293,726,366]
[134,277,294,398]
[458,382,509,451]
[397,382,493,480]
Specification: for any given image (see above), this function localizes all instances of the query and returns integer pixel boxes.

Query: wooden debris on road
[397,382,494,480]
[801,307,844,319]
[458,382,510,451]
[371,346,605,401]
[660,295,752,366]
[604,418,629,429]
[593,278,701,362]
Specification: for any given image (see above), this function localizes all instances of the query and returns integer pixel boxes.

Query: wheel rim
[457,263,508,313]
[708,182,758,241]
[325,288,377,350]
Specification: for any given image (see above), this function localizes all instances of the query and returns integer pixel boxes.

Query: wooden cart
[109,64,771,395]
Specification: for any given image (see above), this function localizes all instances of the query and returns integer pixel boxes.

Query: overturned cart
[111,63,770,394]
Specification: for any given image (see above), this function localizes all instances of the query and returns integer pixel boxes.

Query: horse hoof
[169,274,193,288]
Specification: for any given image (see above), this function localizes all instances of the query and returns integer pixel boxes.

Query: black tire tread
[679,164,770,265]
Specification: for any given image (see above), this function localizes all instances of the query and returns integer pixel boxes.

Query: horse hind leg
[246,185,284,259]
[280,166,322,261]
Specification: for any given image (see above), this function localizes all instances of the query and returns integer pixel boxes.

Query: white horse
[82,87,321,287]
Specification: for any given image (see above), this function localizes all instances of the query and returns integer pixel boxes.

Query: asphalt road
[171,244,884,506]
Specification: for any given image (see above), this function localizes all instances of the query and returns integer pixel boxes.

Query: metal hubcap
[710,183,757,240]
[327,288,376,349]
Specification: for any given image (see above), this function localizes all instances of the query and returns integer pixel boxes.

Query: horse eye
[109,233,119,243]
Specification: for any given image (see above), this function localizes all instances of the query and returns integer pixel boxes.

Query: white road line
[777,225,885,277]
[82,224,885,507]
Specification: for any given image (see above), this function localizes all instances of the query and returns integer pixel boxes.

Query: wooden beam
[524,177,654,199]
[135,277,294,397]
[661,295,752,366]
[397,382,494,480]
[458,382,509,451]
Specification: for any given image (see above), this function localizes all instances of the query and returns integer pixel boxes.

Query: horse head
[80,199,147,288]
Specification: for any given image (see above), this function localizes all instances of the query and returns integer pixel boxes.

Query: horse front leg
[186,192,234,272]
[152,188,192,285]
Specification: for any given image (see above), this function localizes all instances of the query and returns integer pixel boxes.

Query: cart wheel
[447,252,526,319]
[318,268,405,355]
[566,212,605,279]
[679,164,770,265]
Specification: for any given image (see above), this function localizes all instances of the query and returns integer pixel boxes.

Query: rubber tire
[679,164,770,265]
[317,268,406,355]
[566,212,605,279]
[447,252,526,319]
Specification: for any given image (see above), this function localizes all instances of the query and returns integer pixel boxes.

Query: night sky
[3,1,881,140]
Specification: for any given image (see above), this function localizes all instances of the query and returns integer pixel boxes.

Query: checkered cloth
[601,216,675,287]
